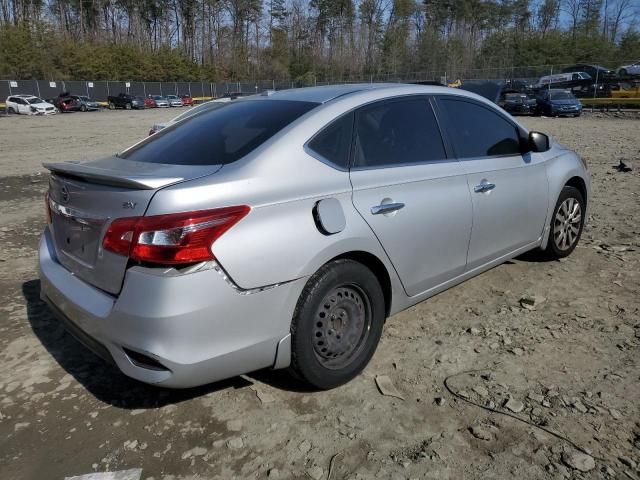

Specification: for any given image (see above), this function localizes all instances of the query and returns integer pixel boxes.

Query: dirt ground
[0,109,638,480]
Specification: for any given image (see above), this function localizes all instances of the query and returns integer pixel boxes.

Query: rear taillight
[45,192,52,224]
[102,206,250,265]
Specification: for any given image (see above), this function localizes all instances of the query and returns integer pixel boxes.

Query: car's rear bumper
[38,227,305,388]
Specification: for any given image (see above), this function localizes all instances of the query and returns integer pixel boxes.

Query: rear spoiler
[43,162,183,190]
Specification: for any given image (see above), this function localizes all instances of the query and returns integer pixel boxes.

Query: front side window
[353,98,446,168]
[120,100,318,166]
[439,98,521,158]
[307,112,354,169]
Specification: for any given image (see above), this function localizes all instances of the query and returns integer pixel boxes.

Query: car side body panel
[38,84,591,388]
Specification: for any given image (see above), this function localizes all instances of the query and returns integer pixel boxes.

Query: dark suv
[107,93,144,110]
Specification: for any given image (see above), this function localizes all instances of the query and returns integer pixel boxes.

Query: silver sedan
[39,84,590,389]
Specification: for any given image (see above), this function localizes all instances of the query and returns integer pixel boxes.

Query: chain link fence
[2,61,639,106]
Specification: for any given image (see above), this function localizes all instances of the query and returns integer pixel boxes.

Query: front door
[436,96,549,270]
[350,96,473,297]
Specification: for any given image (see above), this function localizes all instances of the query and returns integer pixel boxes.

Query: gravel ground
[0,109,639,480]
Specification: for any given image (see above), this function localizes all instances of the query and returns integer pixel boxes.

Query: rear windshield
[120,100,318,165]
[172,101,228,123]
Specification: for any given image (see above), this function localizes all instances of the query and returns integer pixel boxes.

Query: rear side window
[307,112,354,169]
[439,98,521,158]
[353,98,446,168]
[120,100,317,165]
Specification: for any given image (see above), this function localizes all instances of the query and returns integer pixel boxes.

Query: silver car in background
[39,84,590,389]
[166,94,184,107]
[152,95,170,108]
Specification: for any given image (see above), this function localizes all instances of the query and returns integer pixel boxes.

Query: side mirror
[528,131,550,153]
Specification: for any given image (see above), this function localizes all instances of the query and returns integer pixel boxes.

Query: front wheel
[108,102,115,110]
[125,103,132,110]
[80,104,87,112]
[543,186,585,259]
[289,259,385,390]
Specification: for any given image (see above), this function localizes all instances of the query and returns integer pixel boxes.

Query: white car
[148,97,232,135]
[617,61,640,77]
[5,94,57,115]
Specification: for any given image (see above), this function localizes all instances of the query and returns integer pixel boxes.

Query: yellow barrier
[580,97,640,105]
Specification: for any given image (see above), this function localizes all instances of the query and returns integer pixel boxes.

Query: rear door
[350,96,472,297]
[435,96,548,270]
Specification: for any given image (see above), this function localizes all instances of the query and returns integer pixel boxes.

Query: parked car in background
[53,92,82,113]
[499,91,537,115]
[562,64,614,80]
[107,93,144,110]
[152,95,170,108]
[617,61,640,77]
[144,96,157,108]
[72,95,101,111]
[181,94,193,106]
[536,89,582,117]
[166,94,183,107]
[148,97,232,135]
[5,95,56,115]
[40,84,590,390]
[535,72,592,91]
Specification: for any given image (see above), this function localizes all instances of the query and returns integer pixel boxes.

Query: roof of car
[260,83,488,104]
[262,83,414,103]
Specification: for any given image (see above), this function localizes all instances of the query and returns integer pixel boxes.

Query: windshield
[167,95,178,99]
[172,101,228,122]
[549,91,575,100]
[78,96,90,101]
[26,97,45,104]
[120,100,318,166]
[153,96,165,100]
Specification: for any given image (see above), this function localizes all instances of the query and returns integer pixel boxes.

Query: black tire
[8,107,16,114]
[108,102,115,110]
[290,259,385,390]
[125,102,132,110]
[543,186,585,259]
[80,104,87,112]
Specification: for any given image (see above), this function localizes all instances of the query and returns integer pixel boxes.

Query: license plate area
[52,211,104,266]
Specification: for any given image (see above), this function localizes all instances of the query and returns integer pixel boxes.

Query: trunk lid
[45,157,222,294]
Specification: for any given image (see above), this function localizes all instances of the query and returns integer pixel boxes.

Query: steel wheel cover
[312,284,372,370]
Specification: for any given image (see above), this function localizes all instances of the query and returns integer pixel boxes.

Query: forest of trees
[0,0,638,82]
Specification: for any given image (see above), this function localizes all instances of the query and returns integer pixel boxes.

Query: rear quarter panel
[147,139,403,297]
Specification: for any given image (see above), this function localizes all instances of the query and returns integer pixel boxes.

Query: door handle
[474,183,496,193]
[371,202,405,215]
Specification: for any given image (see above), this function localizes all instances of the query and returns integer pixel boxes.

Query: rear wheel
[290,259,385,390]
[8,107,16,114]
[80,104,87,112]
[125,102,132,110]
[543,186,585,259]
